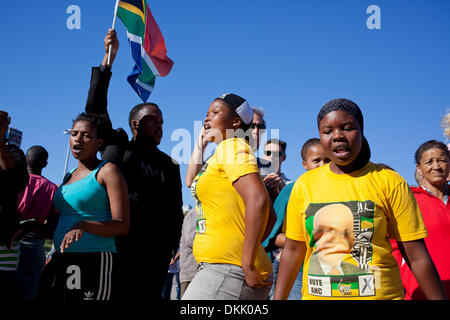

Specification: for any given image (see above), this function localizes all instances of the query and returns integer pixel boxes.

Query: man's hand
[263,173,286,201]
[263,173,285,189]
[102,28,119,67]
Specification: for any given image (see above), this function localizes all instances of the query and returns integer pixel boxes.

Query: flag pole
[107,0,120,65]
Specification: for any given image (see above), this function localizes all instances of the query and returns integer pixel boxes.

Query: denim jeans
[13,233,46,301]
[181,263,272,300]
[268,259,303,300]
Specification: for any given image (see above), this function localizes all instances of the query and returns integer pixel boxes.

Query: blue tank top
[53,161,116,253]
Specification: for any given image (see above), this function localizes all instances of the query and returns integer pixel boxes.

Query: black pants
[115,245,173,301]
[37,251,117,301]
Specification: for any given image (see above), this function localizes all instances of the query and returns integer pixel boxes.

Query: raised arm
[186,127,208,188]
[85,29,128,165]
[85,28,118,115]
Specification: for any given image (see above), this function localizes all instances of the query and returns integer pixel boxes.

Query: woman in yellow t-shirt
[182,93,276,300]
[273,98,447,300]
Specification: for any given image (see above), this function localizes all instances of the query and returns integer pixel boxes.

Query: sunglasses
[251,123,266,130]
[264,150,284,157]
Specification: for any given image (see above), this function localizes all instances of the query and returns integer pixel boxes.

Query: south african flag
[117,0,174,102]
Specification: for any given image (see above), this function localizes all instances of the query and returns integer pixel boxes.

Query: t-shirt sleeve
[387,178,428,241]
[285,179,306,242]
[219,139,259,183]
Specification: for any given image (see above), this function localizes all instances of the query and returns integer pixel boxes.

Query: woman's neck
[421,179,448,202]
[78,157,101,171]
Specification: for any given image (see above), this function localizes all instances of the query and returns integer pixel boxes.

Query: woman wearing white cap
[183,93,276,300]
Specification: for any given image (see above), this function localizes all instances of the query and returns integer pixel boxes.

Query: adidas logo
[83,291,94,301]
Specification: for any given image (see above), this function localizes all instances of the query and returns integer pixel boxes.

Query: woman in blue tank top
[38,113,129,301]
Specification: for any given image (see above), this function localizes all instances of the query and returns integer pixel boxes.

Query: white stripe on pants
[97,252,113,300]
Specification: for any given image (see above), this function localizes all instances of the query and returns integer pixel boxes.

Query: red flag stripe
[143,3,173,77]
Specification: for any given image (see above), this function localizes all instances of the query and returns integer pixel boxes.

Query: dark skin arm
[101,28,119,68]
[233,172,275,289]
[262,200,277,242]
[397,239,447,300]
[60,163,130,252]
[186,127,207,188]
[273,238,307,300]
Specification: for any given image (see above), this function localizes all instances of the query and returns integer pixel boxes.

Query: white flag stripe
[126,31,160,76]
[141,49,159,76]
[136,79,154,92]
[126,31,142,45]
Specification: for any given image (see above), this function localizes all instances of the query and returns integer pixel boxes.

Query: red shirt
[398,186,450,299]
[16,174,58,223]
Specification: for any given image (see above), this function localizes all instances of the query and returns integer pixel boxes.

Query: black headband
[216,93,254,125]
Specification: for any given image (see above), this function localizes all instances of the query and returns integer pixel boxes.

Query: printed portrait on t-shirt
[191,162,209,234]
[304,200,375,297]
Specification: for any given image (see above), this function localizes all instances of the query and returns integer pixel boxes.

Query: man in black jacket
[85,29,183,301]
[0,110,29,300]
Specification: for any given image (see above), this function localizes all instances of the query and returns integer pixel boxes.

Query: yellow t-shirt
[286,162,427,300]
[191,137,272,279]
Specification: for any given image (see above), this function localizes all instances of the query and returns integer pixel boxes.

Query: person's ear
[131,119,139,132]
[97,138,104,150]
[232,116,242,130]
[302,160,308,171]
[416,164,425,181]
[416,163,422,174]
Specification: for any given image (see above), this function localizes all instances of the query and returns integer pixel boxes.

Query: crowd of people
[0,29,449,301]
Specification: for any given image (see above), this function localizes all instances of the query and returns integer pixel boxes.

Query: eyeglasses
[251,123,266,130]
[264,150,284,157]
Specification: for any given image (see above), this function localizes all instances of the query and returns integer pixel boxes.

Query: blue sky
[1,0,450,207]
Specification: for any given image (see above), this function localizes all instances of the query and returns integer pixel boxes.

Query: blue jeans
[162,272,180,300]
[13,233,46,301]
[182,263,272,300]
[269,259,303,300]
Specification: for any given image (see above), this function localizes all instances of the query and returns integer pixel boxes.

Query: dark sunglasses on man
[264,150,284,157]
[251,123,266,130]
